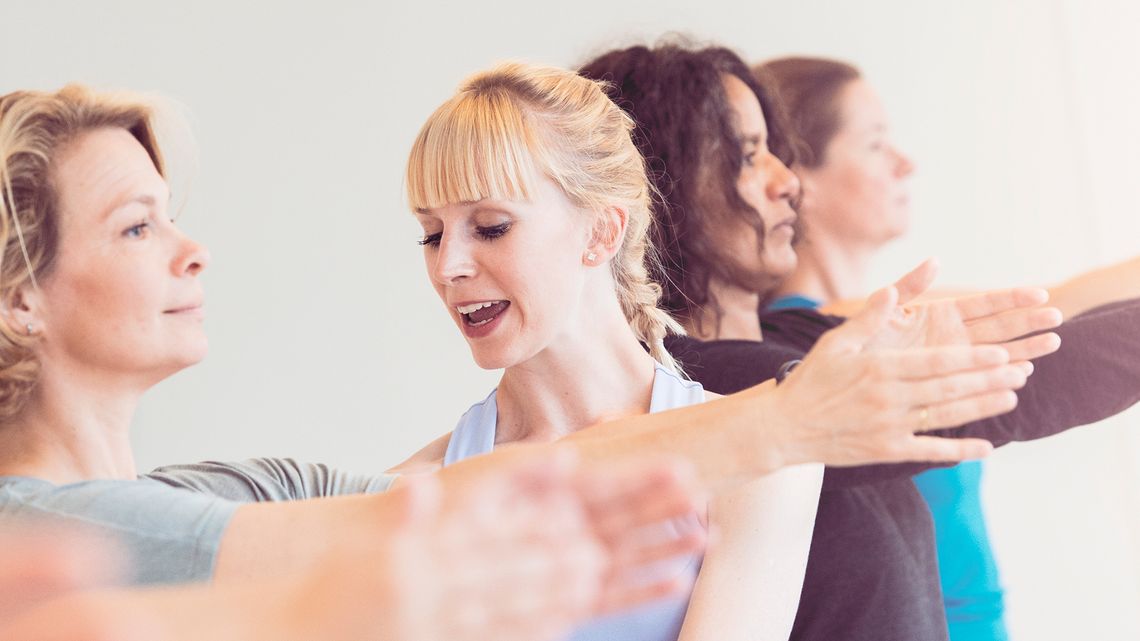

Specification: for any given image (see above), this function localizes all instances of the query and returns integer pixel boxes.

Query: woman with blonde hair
[397,61,1058,640]
[0,84,706,640]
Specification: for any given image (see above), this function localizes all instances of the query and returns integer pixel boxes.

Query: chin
[765,244,799,279]
[468,346,515,371]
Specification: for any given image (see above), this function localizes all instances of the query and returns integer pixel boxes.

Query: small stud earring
[586,252,597,262]
[25,323,34,336]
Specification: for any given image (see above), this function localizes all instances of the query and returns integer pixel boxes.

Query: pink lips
[457,301,510,339]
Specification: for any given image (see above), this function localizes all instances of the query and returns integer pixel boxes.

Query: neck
[776,229,877,304]
[0,367,144,483]
[495,294,658,444]
[687,277,764,342]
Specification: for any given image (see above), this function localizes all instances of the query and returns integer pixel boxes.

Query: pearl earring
[25,323,34,336]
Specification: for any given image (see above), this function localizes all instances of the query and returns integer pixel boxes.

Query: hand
[356,453,703,641]
[868,259,1063,363]
[773,284,1031,466]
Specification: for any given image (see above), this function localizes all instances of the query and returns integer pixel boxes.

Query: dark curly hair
[579,41,801,327]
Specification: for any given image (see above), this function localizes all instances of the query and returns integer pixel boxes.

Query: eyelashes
[417,222,512,247]
[417,232,442,247]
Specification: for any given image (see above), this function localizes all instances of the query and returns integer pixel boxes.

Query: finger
[889,436,995,463]
[966,307,1062,343]
[578,463,703,540]
[596,575,693,615]
[902,364,1028,407]
[878,344,1010,380]
[907,390,1019,432]
[823,285,898,349]
[608,530,706,574]
[996,332,1062,362]
[893,258,939,304]
[954,287,1050,320]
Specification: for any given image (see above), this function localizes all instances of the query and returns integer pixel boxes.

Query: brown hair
[579,43,802,328]
[0,85,165,421]
[754,57,861,168]
[406,62,686,373]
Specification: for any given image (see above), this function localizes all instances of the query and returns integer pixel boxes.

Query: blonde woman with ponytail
[394,61,1058,641]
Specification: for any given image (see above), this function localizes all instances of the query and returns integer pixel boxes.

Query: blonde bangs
[406,88,547,211]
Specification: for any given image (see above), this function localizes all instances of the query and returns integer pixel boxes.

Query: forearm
[678,463,822,641]
[1048,255,1140,318]
[214,493,401,583]
[561,382,791,492]
[0,580,363,641]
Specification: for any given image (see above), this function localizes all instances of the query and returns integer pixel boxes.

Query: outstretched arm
[1046,254,1140,318]
[822,254,1140,320]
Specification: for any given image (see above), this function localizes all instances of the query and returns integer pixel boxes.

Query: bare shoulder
[387,432,451,475]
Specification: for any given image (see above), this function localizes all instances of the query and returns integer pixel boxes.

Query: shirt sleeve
[143,458,395,502]
[822,297,1140,489]
[0,477,237,586]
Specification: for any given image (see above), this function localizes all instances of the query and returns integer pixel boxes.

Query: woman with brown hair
[758,55,1140,641]
[578,40,1140,641]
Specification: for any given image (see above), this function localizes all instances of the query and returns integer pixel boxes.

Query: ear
[1,284,44,338]
[584,205,628,266]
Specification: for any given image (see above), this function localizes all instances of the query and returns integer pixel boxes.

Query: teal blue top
[767,294,1009,641]
[444,364,706,641]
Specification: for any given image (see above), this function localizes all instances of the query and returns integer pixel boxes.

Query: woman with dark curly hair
[579,41,1140,641]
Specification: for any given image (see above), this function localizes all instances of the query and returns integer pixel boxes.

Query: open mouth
[456,300,510,327]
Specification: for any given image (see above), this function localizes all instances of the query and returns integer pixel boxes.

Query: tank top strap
[648,363,705,411]
[442,389,499,466]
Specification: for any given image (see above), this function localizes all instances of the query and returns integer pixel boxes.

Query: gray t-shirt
[0,475,236,585]
[145,457,396,502]
[0,458,394,586]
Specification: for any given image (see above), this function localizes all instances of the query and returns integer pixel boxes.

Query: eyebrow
[102,193,159,222]
[414,203,516,217]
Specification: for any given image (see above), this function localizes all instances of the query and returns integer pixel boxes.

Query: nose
[893,146,916,178]
[430,233,476,286]
[766,153,802,203]
[173,229,210,277]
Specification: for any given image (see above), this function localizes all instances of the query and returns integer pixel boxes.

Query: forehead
[415,174,579,220]
[721,73,768,139]
[838,79,888,130]
[52,127,168,222]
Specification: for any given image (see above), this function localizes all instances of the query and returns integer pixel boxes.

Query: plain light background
[4,0,1138,638]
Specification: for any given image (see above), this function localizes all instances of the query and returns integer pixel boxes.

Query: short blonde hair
[406,62,685,372]
[0,85,165,421]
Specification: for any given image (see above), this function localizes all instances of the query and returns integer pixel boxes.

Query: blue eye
[417,232,442,247]
[476,223,511,241]
[123,222,150,238]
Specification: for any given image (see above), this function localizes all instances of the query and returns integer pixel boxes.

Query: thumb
[893,258,939,305]
[829,284,898,348]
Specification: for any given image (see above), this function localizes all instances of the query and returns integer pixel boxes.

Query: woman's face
[415,176,595,370]
[795,79,915,246]
[721,74,801,284]
[33,127,210,386]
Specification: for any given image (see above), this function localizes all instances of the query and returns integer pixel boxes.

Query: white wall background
[3,0,1137,638]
